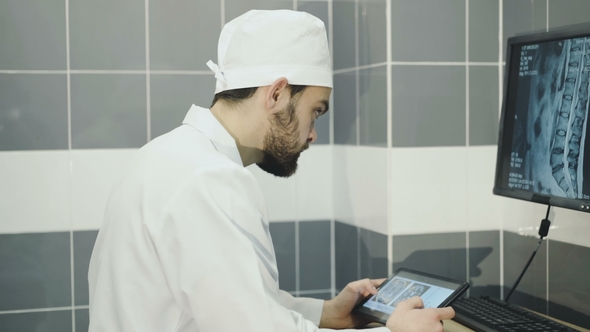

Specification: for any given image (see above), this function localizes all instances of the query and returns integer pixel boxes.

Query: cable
[504,205,552,302]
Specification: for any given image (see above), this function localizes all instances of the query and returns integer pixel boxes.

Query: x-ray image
[509,37,590,200]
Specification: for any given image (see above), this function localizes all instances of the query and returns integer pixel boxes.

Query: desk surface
[443,314,590,332]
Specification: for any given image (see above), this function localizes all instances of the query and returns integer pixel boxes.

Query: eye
[314,109,322,119]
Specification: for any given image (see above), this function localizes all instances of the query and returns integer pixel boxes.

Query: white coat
[88,105,388,332]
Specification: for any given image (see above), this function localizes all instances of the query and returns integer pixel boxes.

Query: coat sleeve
[279,290,324,325]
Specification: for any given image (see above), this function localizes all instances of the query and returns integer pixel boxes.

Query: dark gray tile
[0,74,68,150]
[469,66,499,146]
[468,231,501,298]
[0,310,72,332]
[75,309,89,332]
[71,74,147,149]
[0,232,70,310]
[503,231,547,314]
[297,1,330,37]
[149,0,220,71]
[359,65,387,147]
[335,222,358,290]
[314,105,330,145]
[74,231,98,306]
[548,239,590,328]
[0,0,66,70]
[391,232,467,282]
[333,0,357,70]
[469,0,499,63]
[269,222,296,292]
[334,71,357,145]
[358,0,387,66]
[548,0,590,29]
[299,221,331,291]
[391,65,466,147]
[224,0,292,23]
[300,292,332,300]
[69,0,145,69]
[391,0,465,62]
[150,74,215,139]
[360,228,388,280]
[503,0,547,60]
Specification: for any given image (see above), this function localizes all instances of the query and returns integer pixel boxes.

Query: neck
[210,100,267,167]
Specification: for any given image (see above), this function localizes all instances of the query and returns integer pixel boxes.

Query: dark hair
[210,84,307,108]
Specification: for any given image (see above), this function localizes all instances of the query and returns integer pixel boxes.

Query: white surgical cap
[207,10,333,94]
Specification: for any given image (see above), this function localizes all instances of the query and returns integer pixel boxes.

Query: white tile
[390,147,469,235]
[549,208,590,248]
[70,149,137,230]
[467,146,504,231]
[333,146,388,234]
[0,151,70,233]
[294,145,332,221]
[500,197,548,236]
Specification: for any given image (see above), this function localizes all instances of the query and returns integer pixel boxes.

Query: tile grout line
[355,0,360,147]
[65,1,76,330]
[295,221,300,297]
[0,306,90,315]
[385,0,393,276]
[145,0,151,142]
[498,0,504,300]
[220,0,225,30]
[328,0,336,298]
[465,0,470,293]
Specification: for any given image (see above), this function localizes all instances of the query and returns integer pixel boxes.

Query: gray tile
[548,0,590,29]
[358,0,387,66]
[0,310,72,332]
[0,74,68,150]
[503,231,547,314]
[502,0,547,60]
[548,239,590,328]
[297,1,330,37]
[224,0,292,23]
[469,0,499,63]
[76,309,89,332]
[360,228,388,280]
[391,65,466,147]
[299,220,331,291]
[469,66,499,146]
[391,0,465,62]
[391,232,467,282]
[150,74,215,139]
[333,0,357,70]
[334,71,357,145]
[0,232,71,310]
[0,0,66,70]
[359,65,387,147]
[335,221,358,290]
[69,0,145,69]
[149,0,220,71]
[314,104,330,145]
[71,74,147,149]
[300,292,332,300]
[468,231,501,298]
[74,231,99,306]
[269,222,296,292]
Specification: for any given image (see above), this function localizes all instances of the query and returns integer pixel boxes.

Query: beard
[256,99,309,178]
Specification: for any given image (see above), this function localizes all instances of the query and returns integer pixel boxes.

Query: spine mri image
[510,37,590,200]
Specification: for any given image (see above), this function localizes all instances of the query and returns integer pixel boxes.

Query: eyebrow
[319,99,330,115]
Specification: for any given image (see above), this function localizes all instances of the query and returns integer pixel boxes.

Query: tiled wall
[2,0,590,331]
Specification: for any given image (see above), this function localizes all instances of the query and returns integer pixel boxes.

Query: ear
[265,77,290,113]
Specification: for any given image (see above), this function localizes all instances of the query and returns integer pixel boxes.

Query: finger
[399,296,424,309]
[437,306,455,320]
[371,278,387,288]
[349,279,378,296]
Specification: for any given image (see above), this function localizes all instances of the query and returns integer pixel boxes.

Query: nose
[307,125,317,143]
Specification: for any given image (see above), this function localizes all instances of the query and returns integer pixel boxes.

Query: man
[88,10,454,332]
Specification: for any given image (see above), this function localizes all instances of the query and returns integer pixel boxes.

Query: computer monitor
[494,23,590,213]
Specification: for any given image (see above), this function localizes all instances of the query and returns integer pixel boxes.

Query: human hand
[319,278,385,329]
[385,296,455,332]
